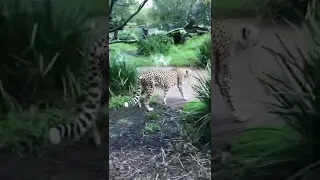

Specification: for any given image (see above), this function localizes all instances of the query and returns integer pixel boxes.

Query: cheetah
[48,36,108,147]
[212,21,259,122]
[124,68,192,111]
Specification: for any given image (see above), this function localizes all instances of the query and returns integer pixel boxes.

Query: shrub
[109,53,139,96]
[230,125,299,159]
[181,64,211,145]
[195,34,211,68]
[137,34,173,56]
[0,105,67,156]
[118,30,138,41]
[166,28,188,44]
[0,0,104,113]
[109,95,131,110]
[231,1,320,179]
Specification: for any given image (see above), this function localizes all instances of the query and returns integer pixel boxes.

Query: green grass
[110,43,137,52]
[143,122,161,134]
[180,100,210,144]
[109,35,208,67]
[146,112,159,120]
[229,124,297,158]
[109,54,139,96]
[168,36,207,66]
[0,106,67,155]
[229,124,304,179]
[109,95,131,110]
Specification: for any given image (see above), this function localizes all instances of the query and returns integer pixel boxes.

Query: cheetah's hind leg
[217,70,251,122]
[137,88,146,108]
[162,89,169,105]
[143,85,154,111]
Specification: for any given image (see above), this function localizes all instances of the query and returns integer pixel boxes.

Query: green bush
[195,34,211,68]
[0,0,105,113]
[118,30,138,41]
[137,34,173,56]
[231,1,320,179]
[230,125,299,159]
[109,54,139,96]
[166,28,188,44]
[181,64,211,145]
[0,105,67,156]
[109,95,131,110]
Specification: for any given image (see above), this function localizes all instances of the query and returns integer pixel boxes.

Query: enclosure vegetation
[110,34,209,67]
[0,0,107,154]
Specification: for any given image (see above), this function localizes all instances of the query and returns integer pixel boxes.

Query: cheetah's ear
[241,27,250,40]
[186,69,192,75]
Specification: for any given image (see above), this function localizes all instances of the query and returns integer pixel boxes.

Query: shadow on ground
[0,129,109,180]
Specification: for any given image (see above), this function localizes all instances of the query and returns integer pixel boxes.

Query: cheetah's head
[237,25,259,50]
[184,69,192,78]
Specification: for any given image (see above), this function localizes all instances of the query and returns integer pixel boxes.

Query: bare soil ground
[109,105,210,180]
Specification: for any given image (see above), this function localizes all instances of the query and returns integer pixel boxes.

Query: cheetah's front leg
[163,89,169,105]
[178,85,189,101]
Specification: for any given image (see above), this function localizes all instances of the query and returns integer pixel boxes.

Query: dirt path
[139,66,206,107]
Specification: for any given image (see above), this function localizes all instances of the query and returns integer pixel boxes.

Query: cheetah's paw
[162,100,167,105]
[231,112,250,122]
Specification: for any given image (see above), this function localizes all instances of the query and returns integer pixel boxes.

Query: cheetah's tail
[48,54,102,145]
[48,107,98,145]
[124,78,142,108]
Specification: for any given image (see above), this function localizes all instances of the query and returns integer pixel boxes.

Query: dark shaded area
[0,128,108,180]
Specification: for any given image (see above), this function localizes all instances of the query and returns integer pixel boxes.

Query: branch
[111,1,138,17]
[109,40,138,44]
[109,0,149,32]
[111,7,126,17]
[109,0,119,17]
[116,2,137,6]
